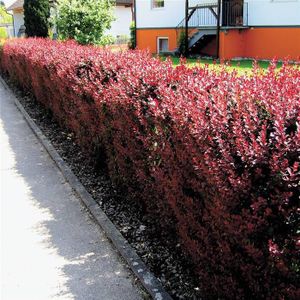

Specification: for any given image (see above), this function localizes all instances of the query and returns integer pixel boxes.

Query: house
[7,0,57,37]
[135,0,300,60]
[7,0,133,41]
[109,0,133,42]
[6,0,24,37]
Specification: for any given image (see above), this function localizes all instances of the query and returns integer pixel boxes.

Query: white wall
[136,0,300,28]
[107,6,132,37]
[247,0,300,26]
[13,12,24,37]
[7,25,14,37]
[136,0,185,28]
[136,0,219,28]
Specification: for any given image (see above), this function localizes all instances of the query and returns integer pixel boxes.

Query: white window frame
[157,37,169,54]
[151,0,165,10]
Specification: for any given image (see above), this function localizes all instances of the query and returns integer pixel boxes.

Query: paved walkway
[0,80,143,300]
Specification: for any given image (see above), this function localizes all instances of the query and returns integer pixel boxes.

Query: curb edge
[0,76,173,300]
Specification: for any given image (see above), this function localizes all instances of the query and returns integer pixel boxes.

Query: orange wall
[219,29,246,59]
[220,27,300,60]
[137,27,300,61]
[245,28,300,60]
[136,29,178,53]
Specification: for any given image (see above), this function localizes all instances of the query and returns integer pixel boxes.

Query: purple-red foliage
[1,38,299,299]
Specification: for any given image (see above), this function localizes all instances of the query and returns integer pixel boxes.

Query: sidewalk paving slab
[0,80,144,300]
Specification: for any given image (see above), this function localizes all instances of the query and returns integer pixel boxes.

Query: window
[152,0,164,9]
[157,37,169,53]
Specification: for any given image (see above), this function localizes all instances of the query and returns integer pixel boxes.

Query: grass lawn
[159,55,286,74]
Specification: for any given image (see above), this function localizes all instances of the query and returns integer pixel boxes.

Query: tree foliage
[128,21,136,50]
[0,3,13,38]
[177,30,187,56]
[24,0,50,37]
[55,0,115,45]
[0,4,12,23]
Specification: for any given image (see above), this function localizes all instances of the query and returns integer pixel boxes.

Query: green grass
[170,56,276,69]
[0,28,8,39]
[159,55,285,74]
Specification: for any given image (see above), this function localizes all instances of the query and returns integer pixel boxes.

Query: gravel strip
[4,78,203,300]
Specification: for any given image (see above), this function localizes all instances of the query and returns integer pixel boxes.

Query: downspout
[12,14,15,37]
[216,0,222,59]
[184,0,188,56]
[133,0,137,49]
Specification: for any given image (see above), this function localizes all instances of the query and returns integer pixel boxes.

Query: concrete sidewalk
[0,81,143,300]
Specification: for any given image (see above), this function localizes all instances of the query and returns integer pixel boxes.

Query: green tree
[0,3,13,38]
[128,21,136,50]
[24,0,50,37]
[0,4,12,23]
[177,30,187,56]
[55,0,115,45]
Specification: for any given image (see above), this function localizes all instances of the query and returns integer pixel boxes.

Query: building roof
[7,0,23,11]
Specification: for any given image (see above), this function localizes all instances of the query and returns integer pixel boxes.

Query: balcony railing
[176,1,248,31]
[222,1,248,27]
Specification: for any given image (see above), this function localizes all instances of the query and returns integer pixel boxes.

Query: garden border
[0,75,173,300]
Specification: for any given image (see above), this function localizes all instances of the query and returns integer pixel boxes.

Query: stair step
[188,29,217,49]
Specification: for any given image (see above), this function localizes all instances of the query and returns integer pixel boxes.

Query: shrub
[1,38,299,300]
[55,0,115,45]
[0,3,13,39]
[128,21,136,50]
[24,0,50,37]
[177,29,186,55]
[0,28,7,39]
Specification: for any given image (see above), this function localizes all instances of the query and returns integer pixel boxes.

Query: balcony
[177,1,248,30]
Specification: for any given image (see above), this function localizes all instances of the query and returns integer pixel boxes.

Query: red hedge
[1,38,299,299]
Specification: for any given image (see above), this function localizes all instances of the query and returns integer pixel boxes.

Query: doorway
[222,0,244,26]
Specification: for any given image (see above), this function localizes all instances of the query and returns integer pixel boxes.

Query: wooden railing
[176,1,248,37]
